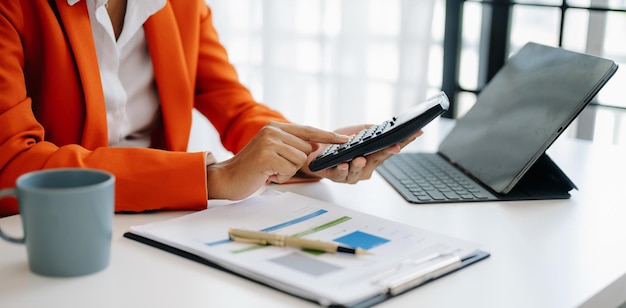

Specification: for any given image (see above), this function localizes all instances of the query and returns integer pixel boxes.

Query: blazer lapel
[54,0,108,149]
[52,1,193,151]
[144,2,194,151]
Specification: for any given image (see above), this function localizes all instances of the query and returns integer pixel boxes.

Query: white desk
[2,119,626,308]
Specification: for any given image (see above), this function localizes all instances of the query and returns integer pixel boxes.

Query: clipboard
[124,191,489,307]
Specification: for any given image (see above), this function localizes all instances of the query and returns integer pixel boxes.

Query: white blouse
[68,0,166,147]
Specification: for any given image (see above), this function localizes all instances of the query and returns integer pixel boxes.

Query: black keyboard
[377,153,497,203]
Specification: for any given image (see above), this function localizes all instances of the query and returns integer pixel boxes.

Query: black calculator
[308,91,450,172]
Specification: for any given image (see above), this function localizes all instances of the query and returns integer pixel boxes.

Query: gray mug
[0,168,115,277]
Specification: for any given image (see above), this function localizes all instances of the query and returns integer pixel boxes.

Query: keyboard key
[443,192,460,200]
[426,190,446,200]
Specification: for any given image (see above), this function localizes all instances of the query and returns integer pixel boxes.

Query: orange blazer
[0,0,287,216]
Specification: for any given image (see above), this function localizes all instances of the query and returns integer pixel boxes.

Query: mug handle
[0,188,25,244]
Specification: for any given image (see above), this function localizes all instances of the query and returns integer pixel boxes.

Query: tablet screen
[438,43,617,194]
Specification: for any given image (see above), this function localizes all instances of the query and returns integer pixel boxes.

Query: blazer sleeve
[0,2,208,217]
[189,3,290,153]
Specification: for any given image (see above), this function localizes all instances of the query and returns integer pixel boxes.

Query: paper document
[128,191,487,307]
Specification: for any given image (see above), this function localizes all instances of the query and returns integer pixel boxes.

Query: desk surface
[2,119,626,308]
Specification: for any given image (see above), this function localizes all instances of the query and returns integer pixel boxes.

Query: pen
[228,228,369,255]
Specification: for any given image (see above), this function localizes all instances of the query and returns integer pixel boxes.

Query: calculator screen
[395,92,449,126]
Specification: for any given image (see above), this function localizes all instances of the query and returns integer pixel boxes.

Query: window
[205,0,437,130]
[200,1,625,147]
[441,0,626,144]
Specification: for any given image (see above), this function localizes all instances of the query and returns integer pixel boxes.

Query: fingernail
[389,145,401,154]
[336,134,351,141]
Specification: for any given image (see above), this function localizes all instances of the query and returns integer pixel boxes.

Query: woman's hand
[301,125,423,184]
[205,121,349,200]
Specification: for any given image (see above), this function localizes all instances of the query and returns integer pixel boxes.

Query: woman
[0,0,419,217]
